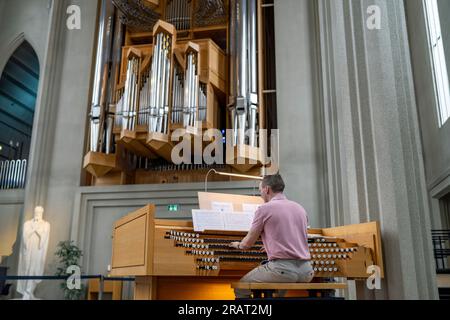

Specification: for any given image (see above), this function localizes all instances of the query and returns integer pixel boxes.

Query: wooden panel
[134,276,157,300]
[437,274,450,288]
[321,221,384,277]
[83,152,117,178]
[179,39,227,93]
[93,171,122,186]
[112,214,147,268]
[88,279,123,300]
[156,277,239,300]
[111,205,156,276]
[198,192,264,212]
[153,226,198,276]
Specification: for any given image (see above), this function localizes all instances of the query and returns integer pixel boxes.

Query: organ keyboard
[110,197,384,300]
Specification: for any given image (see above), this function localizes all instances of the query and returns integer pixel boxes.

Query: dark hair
[262,174,285,193]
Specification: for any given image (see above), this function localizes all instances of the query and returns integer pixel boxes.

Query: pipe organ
[110,201,384,300]
[83,0,277,187]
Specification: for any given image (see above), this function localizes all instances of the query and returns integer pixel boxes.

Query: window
[424,0,450,127]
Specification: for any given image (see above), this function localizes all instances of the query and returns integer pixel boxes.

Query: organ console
[83,0,277,187]
[110,192,384,300]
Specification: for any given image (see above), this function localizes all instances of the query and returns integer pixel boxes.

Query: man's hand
[229,242,241,249]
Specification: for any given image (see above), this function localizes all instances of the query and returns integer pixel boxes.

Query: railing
[432,230,450,273]
[0,159,27,190]
[0,274,135,299]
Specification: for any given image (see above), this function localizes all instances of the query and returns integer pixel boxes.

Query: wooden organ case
[110,193,384,300]
[83,0,278,187]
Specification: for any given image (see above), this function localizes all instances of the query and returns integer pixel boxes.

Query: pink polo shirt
[248,193,311,261]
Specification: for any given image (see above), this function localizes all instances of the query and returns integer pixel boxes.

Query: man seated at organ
[230,174,314,298]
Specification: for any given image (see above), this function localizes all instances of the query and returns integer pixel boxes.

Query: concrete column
[313,0,438,299]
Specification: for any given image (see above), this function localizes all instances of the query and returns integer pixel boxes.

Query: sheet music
[192,210,225,232]
[242,203,261,214]
[223,212,255,231]
[211,201,234,213]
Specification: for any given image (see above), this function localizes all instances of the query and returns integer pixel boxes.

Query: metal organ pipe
[105,10,124,154]
[199,84,207,122]
[229,0,259,147]
[183,51,200,127]
[165,0,192,31]
[122,55,140,131]
[248,0,259,147]
[90,0,115,153]
[148,33,173,135]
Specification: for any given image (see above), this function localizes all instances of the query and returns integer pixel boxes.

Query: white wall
[0,0,51,73]
[0,0,50,264]
[274,0,327,229]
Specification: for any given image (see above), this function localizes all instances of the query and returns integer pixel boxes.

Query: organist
[229,174,314,298]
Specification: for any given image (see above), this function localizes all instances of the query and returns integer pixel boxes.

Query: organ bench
[231,282,349,299]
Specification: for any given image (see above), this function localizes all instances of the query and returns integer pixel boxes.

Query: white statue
[17,206,51,300]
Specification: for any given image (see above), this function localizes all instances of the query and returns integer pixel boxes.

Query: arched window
[0,41,39,189]
[424,0,450,127]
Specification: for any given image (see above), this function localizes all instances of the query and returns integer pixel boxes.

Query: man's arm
[229,207,265,250]
[230,227,262,250]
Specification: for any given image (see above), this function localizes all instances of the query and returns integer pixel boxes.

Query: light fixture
[205,168,263,192]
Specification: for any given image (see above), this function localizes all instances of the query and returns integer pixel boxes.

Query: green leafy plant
[54,240,85,300]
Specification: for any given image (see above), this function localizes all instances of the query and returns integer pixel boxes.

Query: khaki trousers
[234,260,314,299]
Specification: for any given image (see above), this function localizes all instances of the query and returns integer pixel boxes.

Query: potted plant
[54,241,85,300]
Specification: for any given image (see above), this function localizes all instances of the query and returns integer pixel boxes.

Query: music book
[192,210,255,232]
